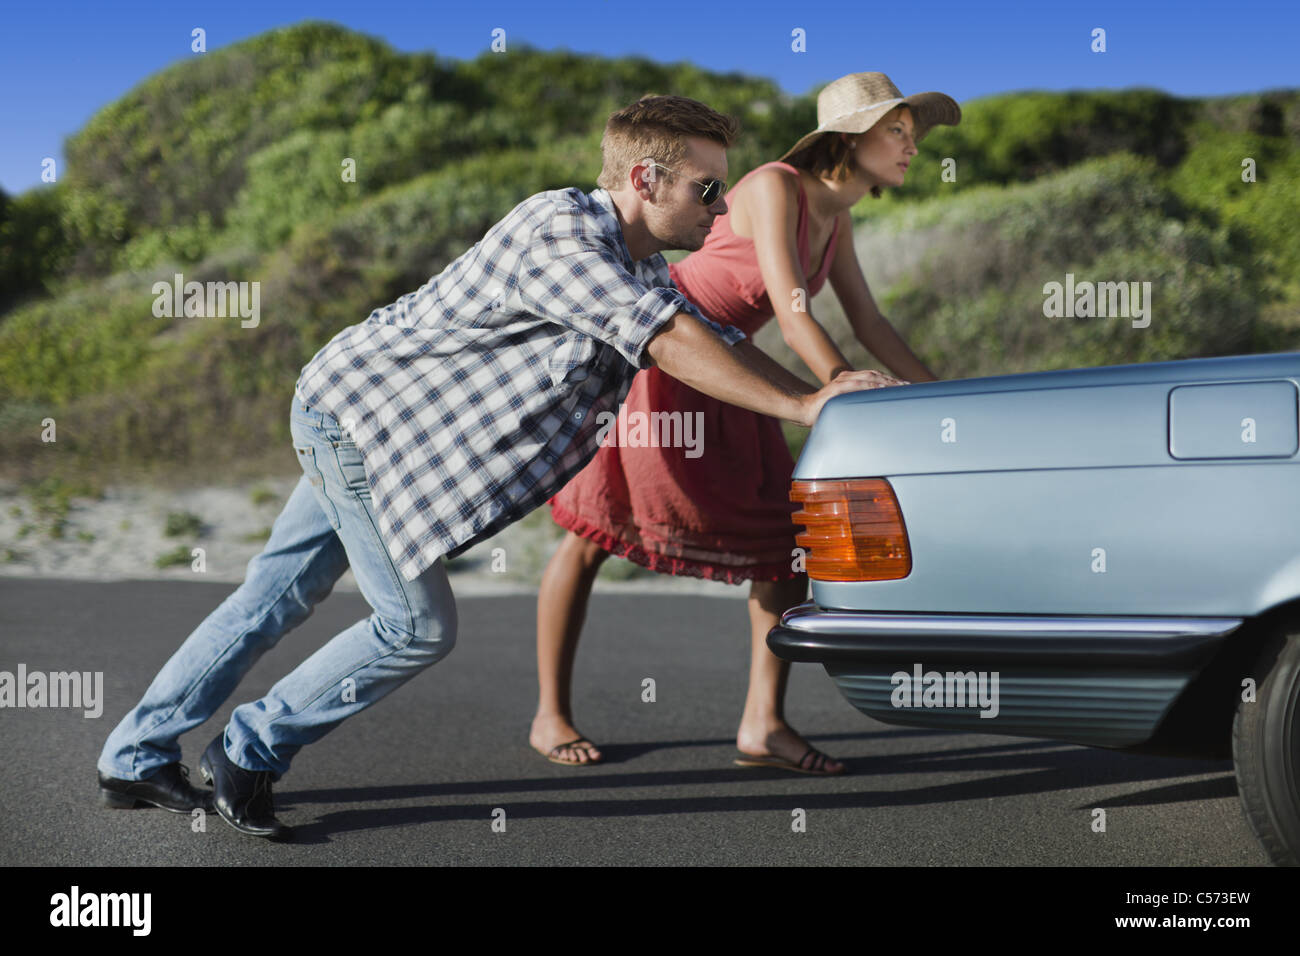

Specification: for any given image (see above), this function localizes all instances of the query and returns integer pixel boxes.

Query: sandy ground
[0,475,747,599]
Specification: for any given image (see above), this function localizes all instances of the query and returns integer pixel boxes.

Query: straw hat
[780,72,961,161]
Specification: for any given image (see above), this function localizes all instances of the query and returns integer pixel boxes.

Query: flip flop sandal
[734,746,845,775]
[538,737,603,766]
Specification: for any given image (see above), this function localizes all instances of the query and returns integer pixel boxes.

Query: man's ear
[631,161,657,201]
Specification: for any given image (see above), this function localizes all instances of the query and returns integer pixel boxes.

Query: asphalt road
[0,578,1269,866]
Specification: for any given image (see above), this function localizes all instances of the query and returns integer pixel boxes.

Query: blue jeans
[98,397,458,780]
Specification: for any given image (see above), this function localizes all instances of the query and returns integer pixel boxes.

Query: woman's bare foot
[530,712,603,765]
[736,720,844,774]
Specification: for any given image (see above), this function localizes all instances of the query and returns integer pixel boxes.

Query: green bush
[52,33,811,281]
[115,211,219,271]
[0,294,157,405]
[224,98,529,251]
[858,155,1264,378]
[59,22,446,270]
[870,89,1199,208]
[1166,124,1300,300]
[154,545,195,569]
[0,185,71,310]
[164,511,204,537]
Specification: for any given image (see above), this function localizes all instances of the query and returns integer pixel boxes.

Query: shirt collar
[588,188,634,271]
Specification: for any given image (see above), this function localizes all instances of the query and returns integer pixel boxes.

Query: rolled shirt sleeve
[518,206,745,369]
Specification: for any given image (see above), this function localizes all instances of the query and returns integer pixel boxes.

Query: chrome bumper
[767,602,1242,668]
[767,603,1245,748]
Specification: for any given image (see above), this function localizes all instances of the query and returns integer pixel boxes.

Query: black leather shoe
[99,763,214,813]
[198,734,292,841]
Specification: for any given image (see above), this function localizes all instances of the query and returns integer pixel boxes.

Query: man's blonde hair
[597,95,740,191]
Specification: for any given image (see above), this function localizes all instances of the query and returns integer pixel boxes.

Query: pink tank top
[668,161,841,338]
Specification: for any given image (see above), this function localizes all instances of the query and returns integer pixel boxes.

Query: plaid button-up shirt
[294,186,747,582]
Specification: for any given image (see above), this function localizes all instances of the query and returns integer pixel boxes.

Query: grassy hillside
[756,151,1292,380]
[2,21,1297,491]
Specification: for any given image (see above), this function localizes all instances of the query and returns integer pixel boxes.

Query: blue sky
[2,0,1297,195]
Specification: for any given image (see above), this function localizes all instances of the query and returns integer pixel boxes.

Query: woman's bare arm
[826,209,937,383]
[740,169,856,385]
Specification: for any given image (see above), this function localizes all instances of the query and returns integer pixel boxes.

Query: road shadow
[267,734,1236,844]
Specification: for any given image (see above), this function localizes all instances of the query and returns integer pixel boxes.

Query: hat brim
[778,91,961,163]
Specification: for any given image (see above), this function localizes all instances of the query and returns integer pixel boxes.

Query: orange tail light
[790,479,911,581]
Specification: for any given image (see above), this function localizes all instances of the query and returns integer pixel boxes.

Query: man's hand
[799,369,907,427]
[645,311,907,425]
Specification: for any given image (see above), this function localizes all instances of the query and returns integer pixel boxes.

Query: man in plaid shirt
[97,95,900,840]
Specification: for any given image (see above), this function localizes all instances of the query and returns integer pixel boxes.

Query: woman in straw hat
[531,73,960,772]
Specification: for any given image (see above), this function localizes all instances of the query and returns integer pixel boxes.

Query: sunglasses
[645,161,727,206]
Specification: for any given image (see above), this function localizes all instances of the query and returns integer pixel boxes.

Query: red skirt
[548,364,801,583]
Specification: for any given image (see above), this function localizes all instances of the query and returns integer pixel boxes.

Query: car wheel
[1232,619,1300,866]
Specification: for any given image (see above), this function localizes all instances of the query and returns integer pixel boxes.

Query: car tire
[1232,619,1300,866]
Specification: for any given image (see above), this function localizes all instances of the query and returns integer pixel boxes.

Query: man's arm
[730,339,818,397]
[644,313,902,427]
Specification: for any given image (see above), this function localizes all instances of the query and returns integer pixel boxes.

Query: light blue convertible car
[769,351,1300,866]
